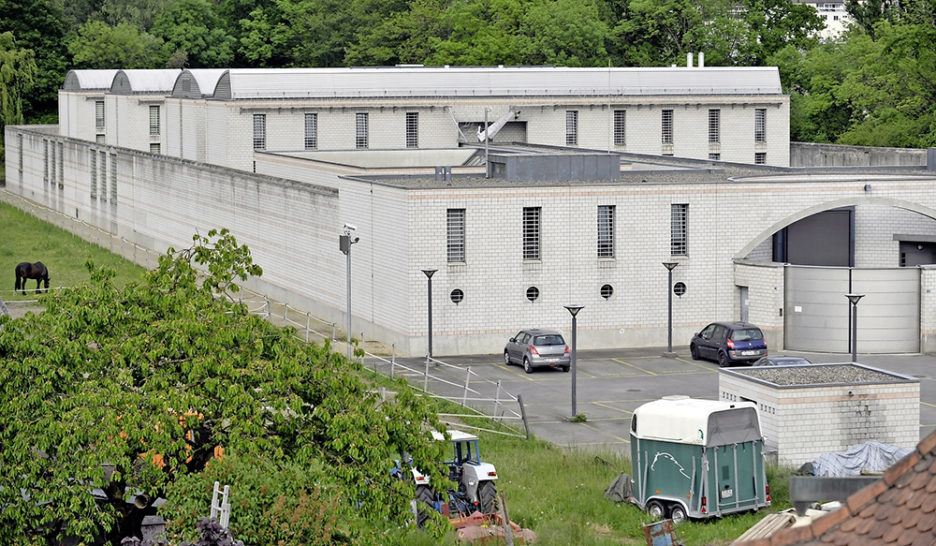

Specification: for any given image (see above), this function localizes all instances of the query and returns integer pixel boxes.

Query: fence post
[264,296,271,320]
[305,313,311,343]
[390,345,396,379]
[517,394,530,440]
[423,357,430,392]
[332,323,336,344]
[284,302,289,321]
[493,380,502,423]
[462,367,471,407]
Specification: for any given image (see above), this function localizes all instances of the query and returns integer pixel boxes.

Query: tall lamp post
[845,293,865,363]
[564,304,584,418]
[422,269,437,358]
[339,224,359,360]
[663,262,679,356]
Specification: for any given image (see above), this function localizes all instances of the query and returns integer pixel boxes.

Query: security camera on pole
[339,224,360,360]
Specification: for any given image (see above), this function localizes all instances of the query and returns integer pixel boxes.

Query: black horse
[14,262,50,295]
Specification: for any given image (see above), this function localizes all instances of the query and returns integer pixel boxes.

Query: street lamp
[663,262,679,356]
[564,304,584,418]
[845,293,865,363]
[422,269,437,358]
[339,224,360,360]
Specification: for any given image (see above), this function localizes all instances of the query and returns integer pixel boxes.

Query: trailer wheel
[646,500,666,520]
[669,504,687,524]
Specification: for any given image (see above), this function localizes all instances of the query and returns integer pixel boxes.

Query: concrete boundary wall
[791,142,928,168]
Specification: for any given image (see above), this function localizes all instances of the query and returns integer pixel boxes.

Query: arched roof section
[110,69,182,95]
[172,69,229,99]
[62,70,120,91]
[209,66,783,100]
[736,195,936,259]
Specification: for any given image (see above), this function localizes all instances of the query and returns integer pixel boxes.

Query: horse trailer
[629,396,771,522]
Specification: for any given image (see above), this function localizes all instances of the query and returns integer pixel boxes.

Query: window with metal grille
[755,152,766,165]
[708,109,720,143]
[95,101,104,130]
[598,205,615,258]
[253,114,266,150]
[356,113,368,149]
[447,208,466,263]
[58,142,64,187]
[150,143,161,154]
[149,105,160,136]
[565,111,578,146]
[304,113,317,150]
[110,153,117,202]
[662,109,673,144]
[406,112,418,148]
[709,153,720,160]
[523,207,541,260]
[613,110,626,145]
[671,203,688,256]
[755,108,767,142]
[99,151,107,201]
[90,150,97,198]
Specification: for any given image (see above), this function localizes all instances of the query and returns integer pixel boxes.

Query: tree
[67,21,166,69]
[151,0,236,68]
[518,0,610,66]
[0,229,448,544]
[0,32,38,128]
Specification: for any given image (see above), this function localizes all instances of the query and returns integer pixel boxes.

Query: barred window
[447,208,466,263]
[99,151,107,201]
[58,142,64,187]
[149,105,160,136]
[598,205,615,258]
[613,110,626,145]
[406,112,418,148]
[355,113,368,149]
[253,114,266,150]
[95,101,105,130]
[708,109,720,143]
[671,204,688,256]
[662,109,673,144]
[709,153,720,160]
[90,150,97,198]
[304,113,318,150]
[755,108,767,142]
[150,143,161,154]
[755,152,767,165]
[566,110,578,146]
[523,207,541,261]
[110,153,117,202]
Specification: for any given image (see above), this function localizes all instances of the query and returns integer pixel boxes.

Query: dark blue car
[690,322,767,367]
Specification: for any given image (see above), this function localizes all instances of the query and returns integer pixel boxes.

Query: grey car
[504,329,570,374]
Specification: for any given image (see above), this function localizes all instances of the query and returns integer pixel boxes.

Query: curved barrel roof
[177,65,783,100]
[62,70,120,91]
[110,69,181,95]
[172,69,229,98]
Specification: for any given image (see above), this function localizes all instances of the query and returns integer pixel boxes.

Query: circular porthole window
[450,288,464,304]
[526,286,540,302]
[600,284,614,299]
[673,282,687,297]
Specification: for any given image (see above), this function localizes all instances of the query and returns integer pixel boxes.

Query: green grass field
[0,194,792,544]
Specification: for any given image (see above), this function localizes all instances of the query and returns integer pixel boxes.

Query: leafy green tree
[518,0,609,66]
[151,0,236,68]
[345,0,449,66]
[0,0,68,122]
[0,229,447,544]
[99,0,174,30]
[67,21,166,69]
[0,32,37,128]
[425,0,529,65]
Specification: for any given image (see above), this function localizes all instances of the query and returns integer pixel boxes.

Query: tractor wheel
[646,500,666,520]
[669,504,687,524]
[478,481,498,514]
[415,485,436,527]
[523,357,533,374]
[718,351,729,368]
[690,344,699,360]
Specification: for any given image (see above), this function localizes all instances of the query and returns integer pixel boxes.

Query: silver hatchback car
[504,329,571,374]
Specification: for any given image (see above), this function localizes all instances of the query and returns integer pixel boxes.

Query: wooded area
[1,0,935,156]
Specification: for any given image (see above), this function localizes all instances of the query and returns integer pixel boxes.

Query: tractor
[393,430,499,525]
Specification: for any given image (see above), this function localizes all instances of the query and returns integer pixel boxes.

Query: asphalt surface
[389,347,936,456]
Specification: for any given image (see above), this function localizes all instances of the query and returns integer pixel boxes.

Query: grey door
[784,265,920,353]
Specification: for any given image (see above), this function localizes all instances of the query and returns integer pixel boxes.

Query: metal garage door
[784,265,920,353]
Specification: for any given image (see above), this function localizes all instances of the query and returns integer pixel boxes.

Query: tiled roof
[737,430,936,545]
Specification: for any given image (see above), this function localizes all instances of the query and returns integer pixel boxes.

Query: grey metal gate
[784,265,920,353]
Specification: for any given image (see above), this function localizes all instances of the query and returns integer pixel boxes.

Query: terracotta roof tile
[915,430,936,454]
[906,491,926,510]
[907,471,930,491]
[882,524,905,543]
[917,514,935,532]
[809,504,852,536]
[889,486,913,507]
[847,479,889,514]
[919,494,936,514]
[926,476,936,494]
[897,531,915,546]
[901,506,923,528]
[912,533,934,546]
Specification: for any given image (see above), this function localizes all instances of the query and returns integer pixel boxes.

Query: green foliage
[571,413,588,423]
[67,21,166,69]
[0,32,38,128]
[0,228,449,544]
[151,0,237,68]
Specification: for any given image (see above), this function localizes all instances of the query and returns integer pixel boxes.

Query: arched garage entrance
[783,265,920,353]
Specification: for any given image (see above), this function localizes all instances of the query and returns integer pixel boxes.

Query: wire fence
[2,190,530,440]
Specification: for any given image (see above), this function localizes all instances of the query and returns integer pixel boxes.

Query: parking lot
[396,348,936,456]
